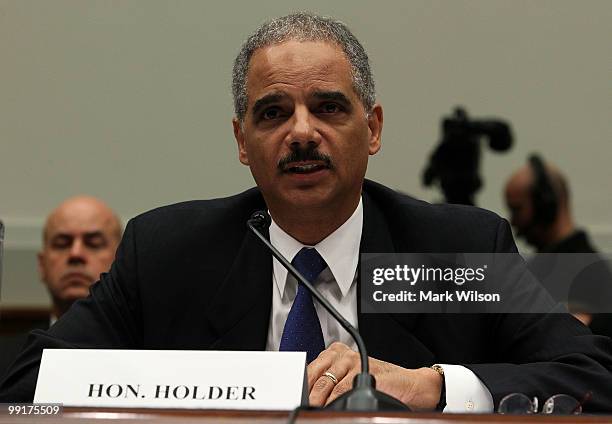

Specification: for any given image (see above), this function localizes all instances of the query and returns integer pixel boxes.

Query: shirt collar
[269,197,363,299]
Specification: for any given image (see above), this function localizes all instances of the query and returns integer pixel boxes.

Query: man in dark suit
[2,12,612,413]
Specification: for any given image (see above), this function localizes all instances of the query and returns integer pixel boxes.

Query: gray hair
[231,12,375,122]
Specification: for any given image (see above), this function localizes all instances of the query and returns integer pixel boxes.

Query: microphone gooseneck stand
[247,211,409,412]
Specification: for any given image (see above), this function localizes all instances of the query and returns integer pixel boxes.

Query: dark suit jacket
[529,230,612,339]
[1,180,611,411]
[0,333,35,380]
[0,319,49,380]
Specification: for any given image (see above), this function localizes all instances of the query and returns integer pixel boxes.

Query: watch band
[431,364,446,412]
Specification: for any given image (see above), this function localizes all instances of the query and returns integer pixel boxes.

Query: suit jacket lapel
[203,185,436,366]
[358,190,435,368]
[205,226,272,351]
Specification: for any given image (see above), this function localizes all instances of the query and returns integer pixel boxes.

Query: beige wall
[1,0,611,306]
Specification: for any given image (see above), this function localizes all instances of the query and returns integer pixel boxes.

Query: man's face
[505,175,539,246]
[506,187,532,234]
[38,199,120,309]
[233,40,382,214]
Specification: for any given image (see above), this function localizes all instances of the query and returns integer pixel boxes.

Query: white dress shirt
[265,197,493,413]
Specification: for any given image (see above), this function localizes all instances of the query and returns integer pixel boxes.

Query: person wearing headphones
[504,154,612,337]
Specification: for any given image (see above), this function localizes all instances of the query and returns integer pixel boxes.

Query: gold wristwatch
[431,364,446,411]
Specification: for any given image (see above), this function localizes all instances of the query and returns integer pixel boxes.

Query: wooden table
[1,408,611,424]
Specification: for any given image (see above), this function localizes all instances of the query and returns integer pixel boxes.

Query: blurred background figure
[505,154,575,251]
[504,155,612,337]
[1,196,121,377]
[422,107,513,206]
[38,196,122,321]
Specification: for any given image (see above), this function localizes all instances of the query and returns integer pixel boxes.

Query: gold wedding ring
[323,371,339,385]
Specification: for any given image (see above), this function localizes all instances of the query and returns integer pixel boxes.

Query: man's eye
[86,238,106,249]
[50,237,72,249]
[84,234,108,249]
[262,107,282,120]
[319,103,341,114]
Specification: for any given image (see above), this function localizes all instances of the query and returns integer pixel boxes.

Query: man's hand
[307,342,443,411]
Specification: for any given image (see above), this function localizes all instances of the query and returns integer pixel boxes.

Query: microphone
[247,211,409,411]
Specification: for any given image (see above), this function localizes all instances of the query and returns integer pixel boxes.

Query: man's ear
[367,103,383,155]
[232,118,250,166]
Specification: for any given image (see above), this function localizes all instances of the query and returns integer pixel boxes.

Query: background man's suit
[1,180,611,410]
[0,319,48,380]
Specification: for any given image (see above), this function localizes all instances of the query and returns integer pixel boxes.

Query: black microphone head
[248,210,271,230]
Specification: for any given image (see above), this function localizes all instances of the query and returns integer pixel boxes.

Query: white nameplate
[34,349,307,410]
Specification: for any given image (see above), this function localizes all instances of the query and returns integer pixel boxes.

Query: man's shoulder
[363,180,509,251]
[127,186,265,239]
[363,179,504,227]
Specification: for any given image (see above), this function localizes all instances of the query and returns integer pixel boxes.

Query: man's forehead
[46,219,112,237]
[46,209,115,237]
[507,167,534,194]
[246,40,354,98]
[252,39,344,65]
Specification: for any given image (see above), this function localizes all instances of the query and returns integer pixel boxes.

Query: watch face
[432,364,444,375]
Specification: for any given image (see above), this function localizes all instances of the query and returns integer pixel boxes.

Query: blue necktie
[279,247,327,363]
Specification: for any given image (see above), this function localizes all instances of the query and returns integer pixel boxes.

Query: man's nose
[67,239,87,265]
[287,106,320,148]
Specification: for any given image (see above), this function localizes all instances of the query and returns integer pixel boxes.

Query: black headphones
[528,153,558,226]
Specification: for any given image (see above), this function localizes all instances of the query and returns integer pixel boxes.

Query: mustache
[277,146,333,171]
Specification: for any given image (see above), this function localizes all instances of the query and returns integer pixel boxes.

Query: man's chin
[264,177,360,216]
[59,287,92,302]
[279,188,336,211]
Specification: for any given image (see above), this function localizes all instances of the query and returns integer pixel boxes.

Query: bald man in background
[38,196,122,321]
[0,196,121,377]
